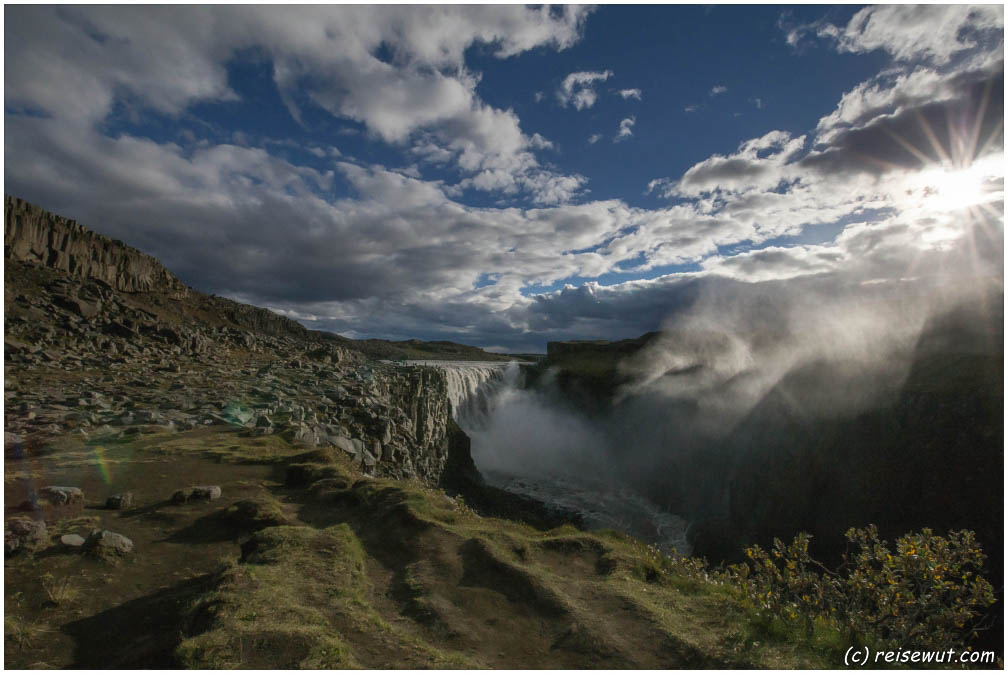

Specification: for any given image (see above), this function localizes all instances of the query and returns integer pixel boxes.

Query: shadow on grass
[62,573,216,668]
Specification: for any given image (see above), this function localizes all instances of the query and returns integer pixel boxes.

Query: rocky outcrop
[3,197,479,489]
[5,195,189,296]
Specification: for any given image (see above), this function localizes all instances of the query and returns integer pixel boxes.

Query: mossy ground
[6,427,846,668]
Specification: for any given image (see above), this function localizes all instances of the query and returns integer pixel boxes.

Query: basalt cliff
[5,195,474,487]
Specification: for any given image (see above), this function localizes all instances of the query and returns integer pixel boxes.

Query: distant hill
[313,333,528,362]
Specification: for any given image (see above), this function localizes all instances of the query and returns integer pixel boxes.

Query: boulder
[5,517,48,555]
[171,485,222,504]
[21,486,85,522]
[106,492,133,509]
[83,529,134,560]
[60,533,86,548]
[331,435,357,456]
[53,294,101,319]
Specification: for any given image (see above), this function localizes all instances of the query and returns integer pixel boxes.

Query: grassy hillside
[5,428,844,669]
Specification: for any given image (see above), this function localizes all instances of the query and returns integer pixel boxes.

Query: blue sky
[5,5,1004,352]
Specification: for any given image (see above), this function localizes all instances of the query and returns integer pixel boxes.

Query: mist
[462,213,1003,546]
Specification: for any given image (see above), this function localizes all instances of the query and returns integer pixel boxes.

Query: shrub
[737,525,996,651]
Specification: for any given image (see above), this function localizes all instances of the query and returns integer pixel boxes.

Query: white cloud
[684,104,700,113]
[710,85,728,96]
[557,70,613,110]
[4,5,1003,349]
[4,5,593,204]
[529,133,553,150]
[588,133,603,145]
[618,88,642,100]
[615,116,636,142]
[823,5,1004,64]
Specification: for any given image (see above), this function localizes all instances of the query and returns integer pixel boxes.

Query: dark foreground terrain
[5,427,846,669]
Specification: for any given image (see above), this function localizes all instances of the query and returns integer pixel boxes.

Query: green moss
[166,435,840,669]
[105,426,304,465]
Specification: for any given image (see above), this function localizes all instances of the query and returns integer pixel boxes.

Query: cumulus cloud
[710,85,727,96]
[4,5,1004,352]
[588,133,603,145]
[618,88,642,100]
[821,5,1003,64]
[4,5,592,204]
[557,69,613,110]
[615,116,636,142]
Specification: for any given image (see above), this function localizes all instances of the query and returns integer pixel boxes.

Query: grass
[40,573,80,606]
[106,426,303,465]
[175,456,842,669]
[5,426,848,668]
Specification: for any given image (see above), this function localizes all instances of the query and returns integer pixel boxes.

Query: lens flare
[92,444,112,484]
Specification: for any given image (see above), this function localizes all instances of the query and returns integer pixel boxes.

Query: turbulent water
[401,360,691,555]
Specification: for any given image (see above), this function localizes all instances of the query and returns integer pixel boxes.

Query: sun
[913,158,1000,214]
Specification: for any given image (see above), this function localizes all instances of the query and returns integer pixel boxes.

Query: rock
[6,195,189,295]
[23,486,85,522]
[5,517,48,555]
[171,485,221,504]
[255,414,272,427]
[83,529,134,560]
[331,435,356,456]
[60,533,86,547]
[104,320,136,338]
[53,294,101,319]
[106,492,133,509]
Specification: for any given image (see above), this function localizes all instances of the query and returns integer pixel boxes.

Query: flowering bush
[737,525,995,650]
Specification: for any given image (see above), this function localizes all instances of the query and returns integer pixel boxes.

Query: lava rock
[21,486,85,522]
[106,492,134,509]
[83,529,134,560]
[171,485,222,504]
[60,533,86,547]
[5,517,48,555]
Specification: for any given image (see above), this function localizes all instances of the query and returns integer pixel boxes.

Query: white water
[398,360,691,554]
[402,360,509,430]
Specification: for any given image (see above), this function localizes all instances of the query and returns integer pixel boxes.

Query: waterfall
[403,360,513,432]
[397,359,690,554]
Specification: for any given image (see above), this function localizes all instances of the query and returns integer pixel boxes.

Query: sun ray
[963,75,995,165]
[915,109,954,167]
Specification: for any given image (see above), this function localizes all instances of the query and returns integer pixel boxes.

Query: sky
[4,4,1004,352]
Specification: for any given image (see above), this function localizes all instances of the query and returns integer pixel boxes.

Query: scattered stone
[106,492,134,509]
[171,485,222,504]
[39,485,85,505]
[5,517,48,555]
[60,533,86,547]
[20,486,85,522]
[83,529,134,561]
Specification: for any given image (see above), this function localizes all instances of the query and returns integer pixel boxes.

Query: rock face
[5,195,189,296]
[4,196,483,490]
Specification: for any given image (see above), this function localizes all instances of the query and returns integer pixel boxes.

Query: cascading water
[402,360,509,431]
[398,360,690,555]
